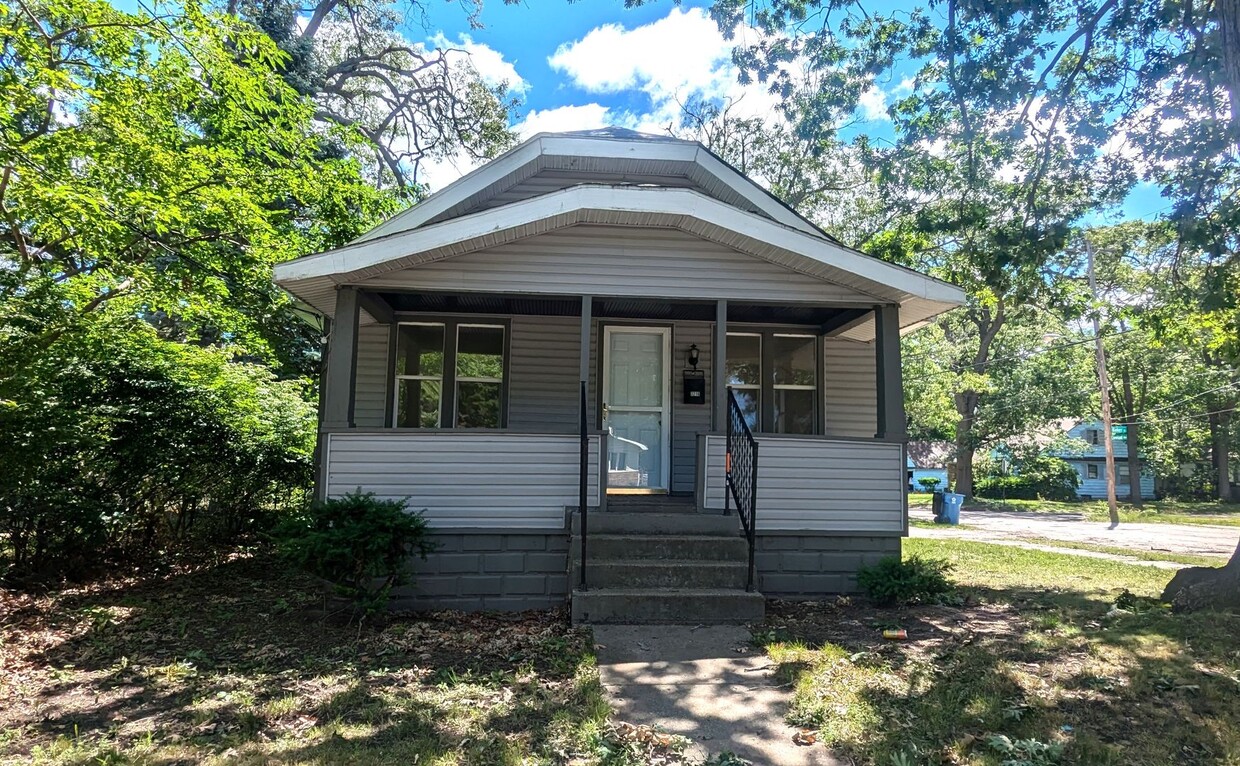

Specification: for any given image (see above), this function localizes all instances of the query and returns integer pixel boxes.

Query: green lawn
[911,497,1240,527]
[759,539,1240,766]
[1008,536,1230,567]
[0,557,616,765]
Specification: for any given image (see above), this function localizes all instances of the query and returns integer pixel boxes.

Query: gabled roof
[273,129,966,338]
[352,129,839,244]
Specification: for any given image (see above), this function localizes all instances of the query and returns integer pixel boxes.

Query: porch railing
[578,380,589,591]
[725,387,758,591]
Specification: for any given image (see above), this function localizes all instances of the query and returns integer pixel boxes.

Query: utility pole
[1086,237,1121,529]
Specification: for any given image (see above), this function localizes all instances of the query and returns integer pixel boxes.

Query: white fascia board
[351,137,548,244]
[274,185,966,308]
[689,147,824,239]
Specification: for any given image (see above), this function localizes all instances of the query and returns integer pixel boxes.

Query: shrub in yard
[917,477,942,492]
[857,555,955,606]
[276,491,436,615]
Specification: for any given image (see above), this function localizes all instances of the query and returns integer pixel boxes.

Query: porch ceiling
[377,291,871,327]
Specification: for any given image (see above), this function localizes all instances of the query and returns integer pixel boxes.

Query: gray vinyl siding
[507,315,581,432]
[355,324,390,427]
[823,338,877,439]
[325,432,602,529]
[356,225,874,304]
[701,435,905,533]
[672,322,713,494]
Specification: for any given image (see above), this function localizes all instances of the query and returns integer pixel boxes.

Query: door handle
[602,402,609,420]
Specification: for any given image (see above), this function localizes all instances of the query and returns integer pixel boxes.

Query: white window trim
[452,324,506,428]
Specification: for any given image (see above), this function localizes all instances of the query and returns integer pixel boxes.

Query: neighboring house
[273,128,965,623]
[1048,420,1156,500]
[906,441,952,492]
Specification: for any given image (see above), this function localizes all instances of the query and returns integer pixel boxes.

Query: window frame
[1086,464,1099,480]
[389,317,510,429]
[725,327,822,435]
[452,323,507,428]
[392,321,446,429]
[724,331,763,432]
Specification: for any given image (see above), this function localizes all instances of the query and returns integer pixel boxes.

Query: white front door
[602,326,672,493]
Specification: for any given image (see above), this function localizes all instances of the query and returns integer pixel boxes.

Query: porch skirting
[753,533,901,596]
[389,531,570,612]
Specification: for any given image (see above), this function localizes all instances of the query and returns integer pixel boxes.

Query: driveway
[909,505,1239,560]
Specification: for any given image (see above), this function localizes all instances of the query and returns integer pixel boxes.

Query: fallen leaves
[792,728,818,746]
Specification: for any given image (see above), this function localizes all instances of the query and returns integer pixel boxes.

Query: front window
[455,325,505,428]
[394,321,507,428]
[395,323,445,428]
[726,330,819,434]
[1087,464,1099,479]
[725,333,761,430]
[772,334,817,435]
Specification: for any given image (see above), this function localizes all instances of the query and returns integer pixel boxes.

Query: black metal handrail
[578,380,589,591]
[725,386,758,591]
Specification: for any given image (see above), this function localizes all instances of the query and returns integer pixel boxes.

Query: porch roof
[274,184,965,340]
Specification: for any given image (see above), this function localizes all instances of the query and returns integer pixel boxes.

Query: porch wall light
[687,343,700,370]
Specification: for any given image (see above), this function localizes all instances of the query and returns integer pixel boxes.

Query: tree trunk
[1162,537,1240,611]
[953,391,978,496]
[1121,368,1143,506]
[1214,411,1233,502]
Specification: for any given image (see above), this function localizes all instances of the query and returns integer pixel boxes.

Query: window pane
[774,388,816,434]
[456,381,501,428]
[732,388,759,431]
[457,326,504,380]
[396,324,444,376]
[726,334,761,386]
[773,335,816,387]
[397,379,441,428]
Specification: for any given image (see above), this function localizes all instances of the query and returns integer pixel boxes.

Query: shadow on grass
[759,587,1240,765]
[4,555,601,765]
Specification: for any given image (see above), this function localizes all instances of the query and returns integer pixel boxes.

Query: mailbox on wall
[683,370,706,404]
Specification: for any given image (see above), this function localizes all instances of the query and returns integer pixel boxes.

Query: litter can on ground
[936,492,965,525]
[931,490,944,517]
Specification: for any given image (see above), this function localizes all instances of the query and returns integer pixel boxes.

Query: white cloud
[430,33,529,96]
[513,104,611,139]
[547,7,783,129]
[858,86,889,121]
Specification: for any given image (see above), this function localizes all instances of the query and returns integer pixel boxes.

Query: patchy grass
[0,555,614,765]
[759,539,1240,765]
[909,518,978,531]
[912,497,1240,527]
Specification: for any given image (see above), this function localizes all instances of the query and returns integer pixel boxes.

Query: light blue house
[1049,420,1155,500]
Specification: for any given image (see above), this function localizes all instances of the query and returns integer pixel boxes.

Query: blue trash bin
[936,492,965,525]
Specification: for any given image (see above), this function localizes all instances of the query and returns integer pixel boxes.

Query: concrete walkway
[909,505,1238,562]
[593,624,837,765]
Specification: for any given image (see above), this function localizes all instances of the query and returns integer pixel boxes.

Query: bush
[276,491,436,615]
[857,555,956,606]
[0,310,315,578]
[917,477,942,492]
[975,455,1079,501]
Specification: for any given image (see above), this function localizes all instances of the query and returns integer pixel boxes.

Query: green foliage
[856,555,955,606]
[986,735,1063,766]
[916,477,942,492]
[0,309,314,576]
[978,453,1080,501]
[276,491,435,614]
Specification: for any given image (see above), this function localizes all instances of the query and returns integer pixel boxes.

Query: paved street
[909,505,1238,561]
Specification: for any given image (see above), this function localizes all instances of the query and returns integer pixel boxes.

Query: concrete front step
[571,587,765,624]
[572,512,739,536]
[574,558,750,589]
[603,501,697,514]
[576,534,749,561]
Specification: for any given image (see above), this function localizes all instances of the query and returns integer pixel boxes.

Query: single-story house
[1049,420,1155,500]
[273,127,965,623]
[907,441,952,492]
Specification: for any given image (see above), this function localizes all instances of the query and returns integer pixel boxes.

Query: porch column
[323,285,361,429]
[714,299,728,431]
[874,304,906,440]
[579,295,592,388]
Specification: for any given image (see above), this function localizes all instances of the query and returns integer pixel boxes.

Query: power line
[904,328,1136,384]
